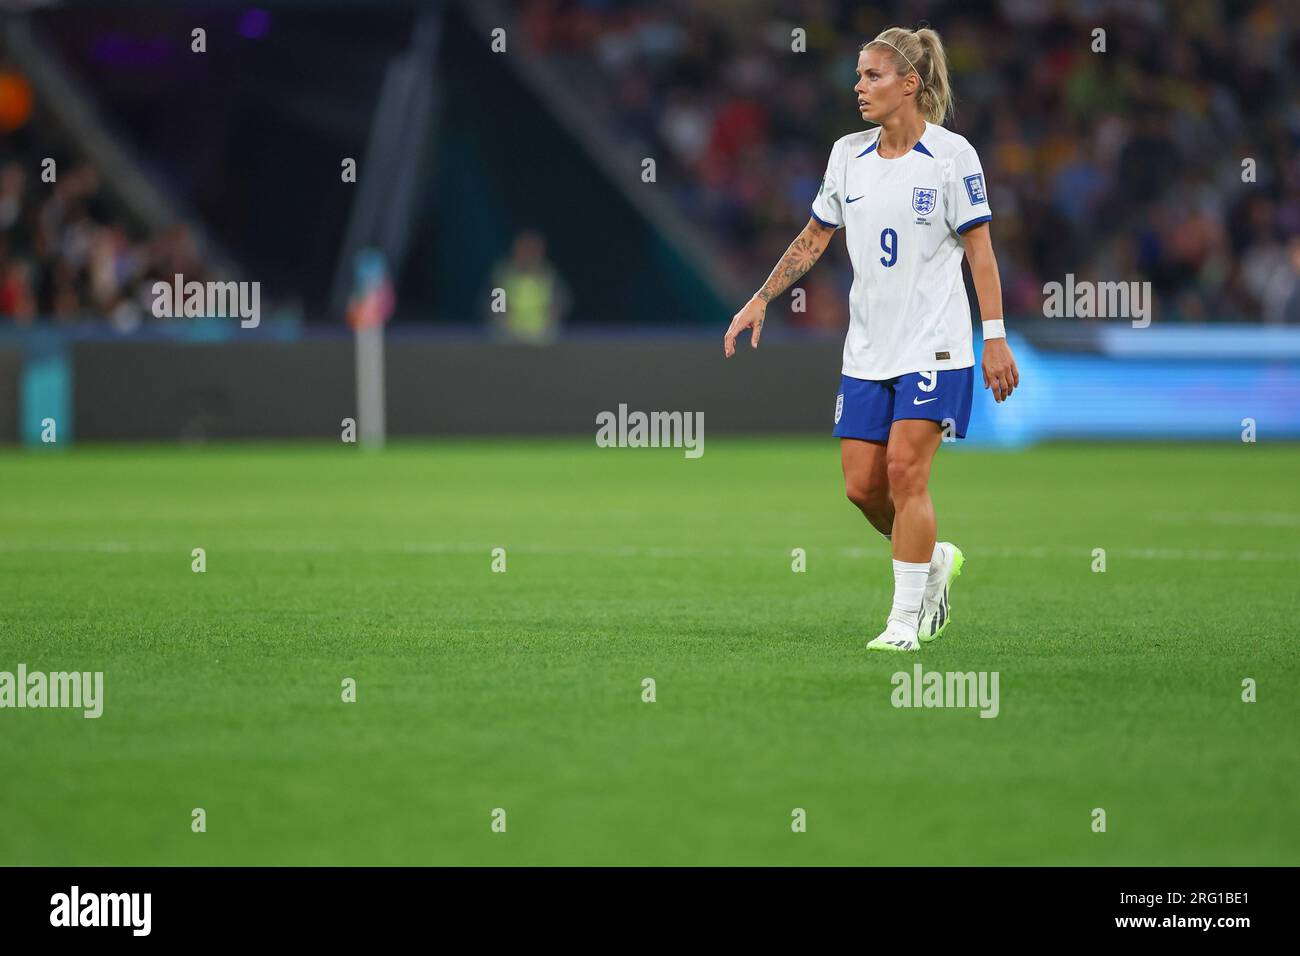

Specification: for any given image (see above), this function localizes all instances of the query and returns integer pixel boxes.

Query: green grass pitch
[1,438,1297,866]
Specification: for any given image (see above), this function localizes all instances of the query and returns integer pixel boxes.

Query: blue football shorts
[832,367,974,442]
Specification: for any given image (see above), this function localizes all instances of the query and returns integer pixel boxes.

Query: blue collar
[858,138,933,158]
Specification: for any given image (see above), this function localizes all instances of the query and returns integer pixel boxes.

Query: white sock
[888,559,929,629]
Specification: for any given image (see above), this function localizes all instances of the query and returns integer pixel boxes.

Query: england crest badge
[912,187,937,216]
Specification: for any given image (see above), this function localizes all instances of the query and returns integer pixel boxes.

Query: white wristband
[982,319,1006,341]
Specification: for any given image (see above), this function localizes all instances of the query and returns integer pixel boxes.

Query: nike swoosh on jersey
[845,195,862,203]
[913,396,940,405]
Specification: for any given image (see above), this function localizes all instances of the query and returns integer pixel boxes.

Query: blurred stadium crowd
[3,1,1299,330]
[0,159,205,330]
[0,60,205,329]
[516,0,1300,327]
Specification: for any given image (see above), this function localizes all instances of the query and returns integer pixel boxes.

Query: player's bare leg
[885,419,941,563]
[841,438,892,536]
[867,419,943,651]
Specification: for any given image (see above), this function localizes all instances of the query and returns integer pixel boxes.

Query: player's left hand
[982,339,1019,402]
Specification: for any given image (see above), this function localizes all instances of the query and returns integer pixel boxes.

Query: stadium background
[0,0,1297,444]
[1,0,1298,867]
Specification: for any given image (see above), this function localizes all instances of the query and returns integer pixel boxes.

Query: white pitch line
[0,541,1296,563]
[1150,511,1300,528]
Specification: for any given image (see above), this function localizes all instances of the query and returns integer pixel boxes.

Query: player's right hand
[724,296,767,358]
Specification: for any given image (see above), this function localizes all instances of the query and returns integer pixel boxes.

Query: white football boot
[866,618,920,653]
[918,542,964,644]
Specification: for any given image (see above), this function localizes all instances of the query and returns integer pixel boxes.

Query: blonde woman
[724,26,1019,651]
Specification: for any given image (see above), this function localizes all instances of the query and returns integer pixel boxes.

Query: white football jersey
[811,122,991,381]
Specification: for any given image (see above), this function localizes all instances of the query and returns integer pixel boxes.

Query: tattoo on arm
[756,226,830,302]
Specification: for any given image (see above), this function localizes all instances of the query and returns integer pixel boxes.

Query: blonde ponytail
[864,26,953,124]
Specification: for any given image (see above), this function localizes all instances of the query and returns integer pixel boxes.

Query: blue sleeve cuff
[810,208,840,229]
[956,214,992,235]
